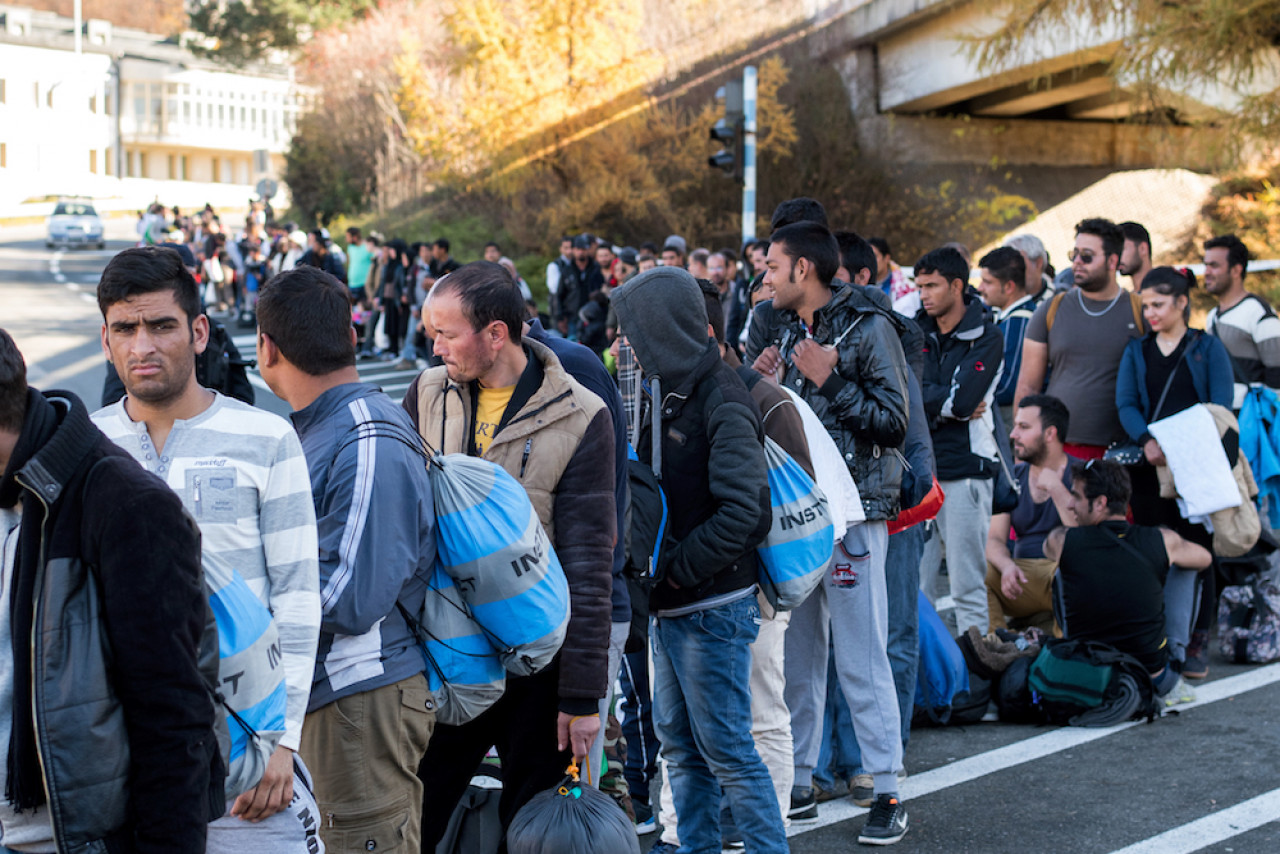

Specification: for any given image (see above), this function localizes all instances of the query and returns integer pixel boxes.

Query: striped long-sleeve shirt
[92,393,321,752]
[1207,293,1280,409]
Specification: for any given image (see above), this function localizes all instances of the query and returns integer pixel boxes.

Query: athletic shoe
[814,777,848,803]
[850,773,874,807]
[632,800,656,835]
[1162,676,1197,707]
[789,786,818,821]
[897,768,908,784]
[393,359,418,371]
[1183,630,1209,679]
[858,794,908,846]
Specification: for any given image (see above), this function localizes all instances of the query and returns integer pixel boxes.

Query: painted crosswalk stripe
[788,662,1280,837]
[1107,787,1280,854]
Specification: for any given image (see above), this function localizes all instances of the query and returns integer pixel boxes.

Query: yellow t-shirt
[475,384,515,456]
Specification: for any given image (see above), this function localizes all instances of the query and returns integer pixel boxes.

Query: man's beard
[1015,437,1045,466]
[1075,266,1109,293]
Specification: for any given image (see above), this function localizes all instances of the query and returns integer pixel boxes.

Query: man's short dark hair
[257,266,357,376]
[915,247,969,289]
[698,280,726,344]
[433,262,526,346]
[1017,394,1069,443]
[1075,218,1125,261]
[833,231,876,283]
[0,328,28,433]
[770,198,829,232]
[770,222,839,286]
[346,226,362,240]
[1071,458,1131,516]
[1205,234,1250,280]
[978,246,1027,288]
[484,241,501,253]
[867,236,891,258]
[1119,221,1150,249]
[640,241,659,255]
[434,238,451,253]
[690,248,711,268]
[97,246,202,326]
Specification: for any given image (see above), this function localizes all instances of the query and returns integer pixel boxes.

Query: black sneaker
[789,786,818,821]
[858,794,908,846]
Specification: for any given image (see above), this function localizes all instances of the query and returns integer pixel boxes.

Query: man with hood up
[611,267,788,854]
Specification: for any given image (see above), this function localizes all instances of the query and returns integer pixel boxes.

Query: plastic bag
[506,769,640,854]
[429,453,570,675]
[756,437,833,610]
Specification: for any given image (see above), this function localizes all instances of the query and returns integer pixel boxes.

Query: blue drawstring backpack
[429,453,570,676]
[410,564,508,727]
[914,589,969,725]
[757,437,833,611]
[206,568,287,800]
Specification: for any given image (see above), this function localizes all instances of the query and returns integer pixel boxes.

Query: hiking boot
[789,786,818,821]
[858,794,909,846]
[850,773,874,807]
[1183,630,1209,679]
[632,800,656,835]
[814,777,848,803]
[1162,675,1197,707]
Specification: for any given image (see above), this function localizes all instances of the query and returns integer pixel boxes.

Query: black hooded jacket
[0,390,221,852]
[611,269,770,612]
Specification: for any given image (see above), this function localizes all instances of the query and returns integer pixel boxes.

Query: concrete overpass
[808,0,1255,172]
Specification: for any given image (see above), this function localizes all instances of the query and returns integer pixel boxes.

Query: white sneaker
[1162,676,1197,707]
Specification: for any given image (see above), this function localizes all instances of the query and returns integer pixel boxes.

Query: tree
[187,0,377,65]
[970,1,1280,140]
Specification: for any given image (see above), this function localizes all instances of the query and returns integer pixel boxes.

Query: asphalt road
[3,224,1280,853]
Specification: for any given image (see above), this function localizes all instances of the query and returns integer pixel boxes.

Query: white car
[46,201,105,249]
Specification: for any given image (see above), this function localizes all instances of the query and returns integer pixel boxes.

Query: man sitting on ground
[1043,460,1209,705]
[985,395,1078,635]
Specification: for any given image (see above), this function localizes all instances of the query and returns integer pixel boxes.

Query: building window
[104,89,113,116]
[211,155,219,183]
[0,79,6,104]
[125,149,133,177]
[89,93,97,113]
[0,143,6,169]
[179,154,188,180]
[167,153,176,179]
[105,146,113,176]
[90,150,97,173]
[33,81,39,107]
[138,151,148,177]
[133,83,145,129]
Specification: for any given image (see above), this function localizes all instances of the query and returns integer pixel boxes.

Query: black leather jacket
[2,391,221,852]
[761,283,911,521]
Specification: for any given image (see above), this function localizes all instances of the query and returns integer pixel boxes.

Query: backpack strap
[1045,291,1067,332]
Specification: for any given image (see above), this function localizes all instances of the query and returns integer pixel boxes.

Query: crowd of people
[1,193,1278,854]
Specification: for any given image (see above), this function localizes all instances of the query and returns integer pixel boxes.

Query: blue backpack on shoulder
[914,590,970,725]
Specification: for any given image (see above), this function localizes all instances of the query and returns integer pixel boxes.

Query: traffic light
[708,80,744,184]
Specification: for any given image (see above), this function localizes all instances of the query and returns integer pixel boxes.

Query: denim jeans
[653,594,787,854]
[814,523,922,784]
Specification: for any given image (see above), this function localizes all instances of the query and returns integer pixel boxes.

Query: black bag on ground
[506,769,640,854]
[436,767,503,854]
[995,656,1039,724]
[947,672,992,725]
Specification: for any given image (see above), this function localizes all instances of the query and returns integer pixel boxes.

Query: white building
[0,4,303,211]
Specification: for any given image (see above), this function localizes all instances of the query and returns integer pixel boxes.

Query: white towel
[1148,403,1241,518]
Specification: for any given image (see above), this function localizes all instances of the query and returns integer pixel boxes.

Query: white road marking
[1107,787,1280,854]
[26,351,105,386]
[788,662,1280,837]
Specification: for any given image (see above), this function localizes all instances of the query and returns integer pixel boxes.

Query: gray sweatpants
[920,477,994,636]
[208,757,325,853]
[785,522,903,796]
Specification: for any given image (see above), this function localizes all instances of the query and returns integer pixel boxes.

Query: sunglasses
[1069,249,1098,265]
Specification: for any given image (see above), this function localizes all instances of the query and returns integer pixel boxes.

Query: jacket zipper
[520,439,532,478]
[193,475,203,517]
[14,474,60,844]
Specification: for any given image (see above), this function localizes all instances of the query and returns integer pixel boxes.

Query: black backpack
[1027,638,1160,726]
[622,444,672,584]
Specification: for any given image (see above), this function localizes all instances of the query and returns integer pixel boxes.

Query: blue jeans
[653,595,787,854]
[819,524,924,781]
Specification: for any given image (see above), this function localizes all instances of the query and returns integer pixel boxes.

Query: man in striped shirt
[92,246,324,852]
[1203,233,1280,409]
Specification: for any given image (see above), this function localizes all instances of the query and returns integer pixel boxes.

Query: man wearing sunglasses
[1013,218,1147,459]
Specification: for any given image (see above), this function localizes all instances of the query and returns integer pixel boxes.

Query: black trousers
[383,301,403,354]
[418,659,571,853]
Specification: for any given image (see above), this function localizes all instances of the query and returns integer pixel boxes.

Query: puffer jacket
[0,390,221,853]
[404,339,616,712]
[770,282,911,521]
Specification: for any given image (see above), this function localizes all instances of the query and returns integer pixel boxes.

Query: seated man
[985,395,1077,634]
[1043,460,1209,704]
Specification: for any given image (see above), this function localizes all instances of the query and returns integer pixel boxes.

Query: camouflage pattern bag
[1217,575,1280,664]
